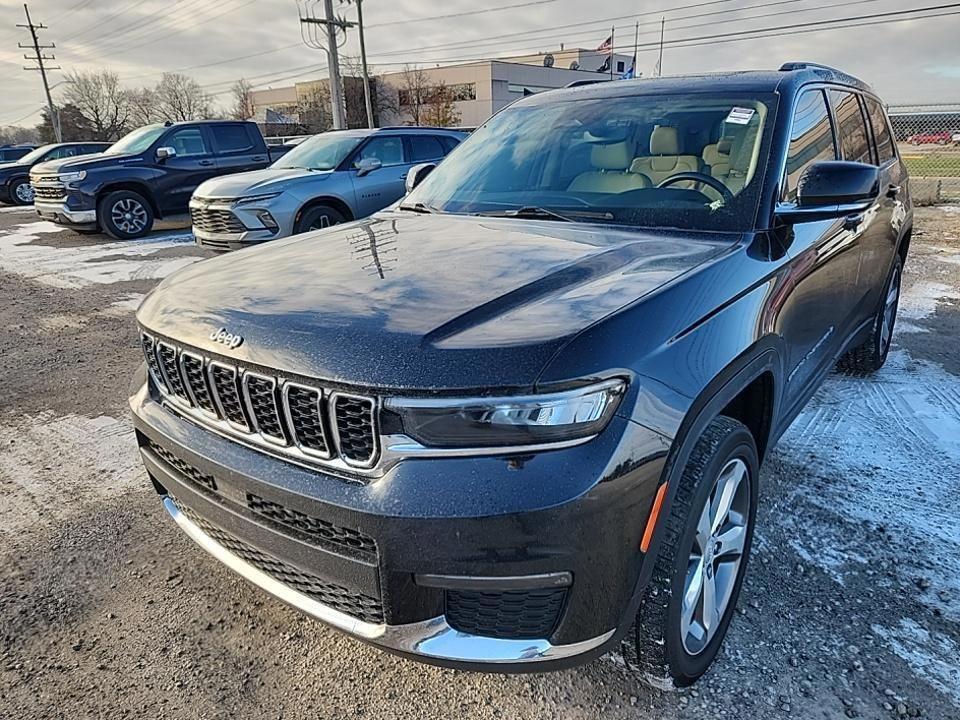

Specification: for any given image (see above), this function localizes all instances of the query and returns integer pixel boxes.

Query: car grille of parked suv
[141,332,380,473]
[31,183,65,202]
[190,206,247,234]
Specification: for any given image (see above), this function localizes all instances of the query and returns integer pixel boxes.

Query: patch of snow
[100,292,146,317]
[872,619,960,703]
[0,413,143,535]
[0,221,201,288]
[937,204,960,214]
[897,281,960,323]
[0,205,35,214]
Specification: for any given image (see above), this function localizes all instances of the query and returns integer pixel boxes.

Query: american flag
[596,35,612,52]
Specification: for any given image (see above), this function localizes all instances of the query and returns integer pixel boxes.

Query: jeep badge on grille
[210,327,243,350]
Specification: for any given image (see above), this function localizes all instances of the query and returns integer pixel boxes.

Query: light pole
[345,0,375,128]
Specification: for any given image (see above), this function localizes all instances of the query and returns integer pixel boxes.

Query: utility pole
[656,17,665,77]
[17,3,61,141]
[353,0,375,128]
[298,0,351,129]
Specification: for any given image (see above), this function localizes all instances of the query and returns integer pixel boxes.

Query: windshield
[272,132,364,170]
[105,125,166,155]
[17,144,56,164]
[406,92,776,232]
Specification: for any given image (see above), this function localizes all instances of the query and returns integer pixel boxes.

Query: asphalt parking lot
[1,205,958,720]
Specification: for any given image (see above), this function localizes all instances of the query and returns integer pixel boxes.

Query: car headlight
[58,171,86,183]
[234,192,282,206]
[384,378,626,448]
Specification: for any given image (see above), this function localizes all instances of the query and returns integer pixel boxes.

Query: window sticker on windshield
[726,107,755,125]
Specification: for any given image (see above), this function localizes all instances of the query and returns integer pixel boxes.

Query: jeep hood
[138,212,734,390]
[194,167,331,199]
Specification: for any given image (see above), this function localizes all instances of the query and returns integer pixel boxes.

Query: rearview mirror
[355,157,382,176]
[405,163,436,194]
[776,161,880,224]
[156,146,177,161]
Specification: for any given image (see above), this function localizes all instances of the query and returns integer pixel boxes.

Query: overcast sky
[1,0,958,126]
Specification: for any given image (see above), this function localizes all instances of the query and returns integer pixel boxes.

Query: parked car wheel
[837,255,903,375]
[10,178,34,205]
[623,416,758,688]
[100,190,154,240]
[294,204,346,234]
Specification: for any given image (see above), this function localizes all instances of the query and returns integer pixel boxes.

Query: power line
[0,105,45,126]
[366,0,559,28]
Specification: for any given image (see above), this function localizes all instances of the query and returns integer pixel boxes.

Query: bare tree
[127,87,159,127]
[297,83,333,133]
[422,82,462,127]
[154,73,214,122]
[398,64,430,126]
[61,70,130,140]
[340,56,398,128]
[230,78,255,120]
[0,124,40,145]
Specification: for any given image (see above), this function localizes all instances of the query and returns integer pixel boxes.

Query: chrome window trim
[206,360,250,432]
[282,382,333,460]
[156,340,192,406]
[328,391,380,469]
[179,350,218,420]
[241,371,288,447]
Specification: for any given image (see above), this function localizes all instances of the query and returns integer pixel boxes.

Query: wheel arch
[97,182,160,217]
[294,195,355,227]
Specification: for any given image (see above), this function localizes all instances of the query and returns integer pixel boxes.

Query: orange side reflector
[640,482,669,553]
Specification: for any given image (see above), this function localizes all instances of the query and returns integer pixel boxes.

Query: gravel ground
[1,206,958,720]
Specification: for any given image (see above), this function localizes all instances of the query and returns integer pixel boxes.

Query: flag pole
[657,17,665,76]
[609,25,615,80]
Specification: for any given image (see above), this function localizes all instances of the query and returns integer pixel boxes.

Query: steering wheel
[657,172,734,204]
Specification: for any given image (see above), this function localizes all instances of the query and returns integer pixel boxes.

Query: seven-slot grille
[141,333,379,470]
[190,206,247,234]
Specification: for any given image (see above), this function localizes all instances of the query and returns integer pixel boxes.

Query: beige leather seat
[702,138,732,181]
[629,126,700,186]
[567,141,650,193]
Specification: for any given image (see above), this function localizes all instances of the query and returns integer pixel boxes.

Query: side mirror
[156,146,177,162]
[355,157,382,176]
[776,161,880,224]
[405,163,436,194]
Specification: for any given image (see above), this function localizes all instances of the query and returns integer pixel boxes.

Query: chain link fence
[889,103,960,204]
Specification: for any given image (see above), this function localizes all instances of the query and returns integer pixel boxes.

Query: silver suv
[190,127,465,250]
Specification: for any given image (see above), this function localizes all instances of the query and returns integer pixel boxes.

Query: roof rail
[779,61,843,73]
[564,78,610,88]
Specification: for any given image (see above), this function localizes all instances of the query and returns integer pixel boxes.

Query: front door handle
[887,183,901,198]
[399,173,407,180]
[198,159,214,166]
[843,213,864,231]
[251,156,265,162]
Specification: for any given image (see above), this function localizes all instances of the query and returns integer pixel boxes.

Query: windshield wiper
[478,206,613,222]
[398,202,439,214]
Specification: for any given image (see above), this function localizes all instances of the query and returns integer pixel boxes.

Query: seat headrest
[590,141,631,171]
[702,139,733,166]
[716,137,733,154]
[650,126,679,155]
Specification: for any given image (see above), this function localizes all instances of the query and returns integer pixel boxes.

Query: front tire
[10,178,34,205]
[99,190,154,240]
[836,255,902,375]
[293,204,346,234]
[623,416,758,688]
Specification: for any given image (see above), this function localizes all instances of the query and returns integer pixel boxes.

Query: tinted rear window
[409,135,445,162]
[863,97,896,163]
[830,90,872,164]
[212,124,256,153]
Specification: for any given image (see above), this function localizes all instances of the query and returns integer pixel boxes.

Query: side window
[211,124,256,154]
[408,135,445,162]
[829,90,872,164]
[49,146,79,160]
[166,128,209,157]
[438,135,461,153]
[864,96,896,163]
[785,89,837,201]
[355,136,404,166]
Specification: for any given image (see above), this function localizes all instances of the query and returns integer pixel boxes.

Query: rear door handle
[887,183,901,198]
[399,173,407,180]
[198,159,214,166]
[252,156,265,162]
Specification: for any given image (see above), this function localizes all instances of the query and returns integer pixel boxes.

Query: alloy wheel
[15,182,34,204]
[111,198,149,234]
[681,457,751,655]
[879,264,901,355]
[308,214,332,231]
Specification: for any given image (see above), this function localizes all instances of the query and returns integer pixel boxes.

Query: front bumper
[131,378,669,670]
[34,200,96,225]
[190,197,292,251]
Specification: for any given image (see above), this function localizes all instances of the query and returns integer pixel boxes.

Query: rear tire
[293,204,346,234]
[836,256,902,375]
[99,190,154,240]
[10,178,34,205]
[623,416,758,688]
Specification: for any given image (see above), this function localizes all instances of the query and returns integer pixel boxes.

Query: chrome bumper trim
[34,201,95,224]
[162,496,614,664]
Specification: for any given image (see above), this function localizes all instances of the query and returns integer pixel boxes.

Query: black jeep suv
[131,63,911,686]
